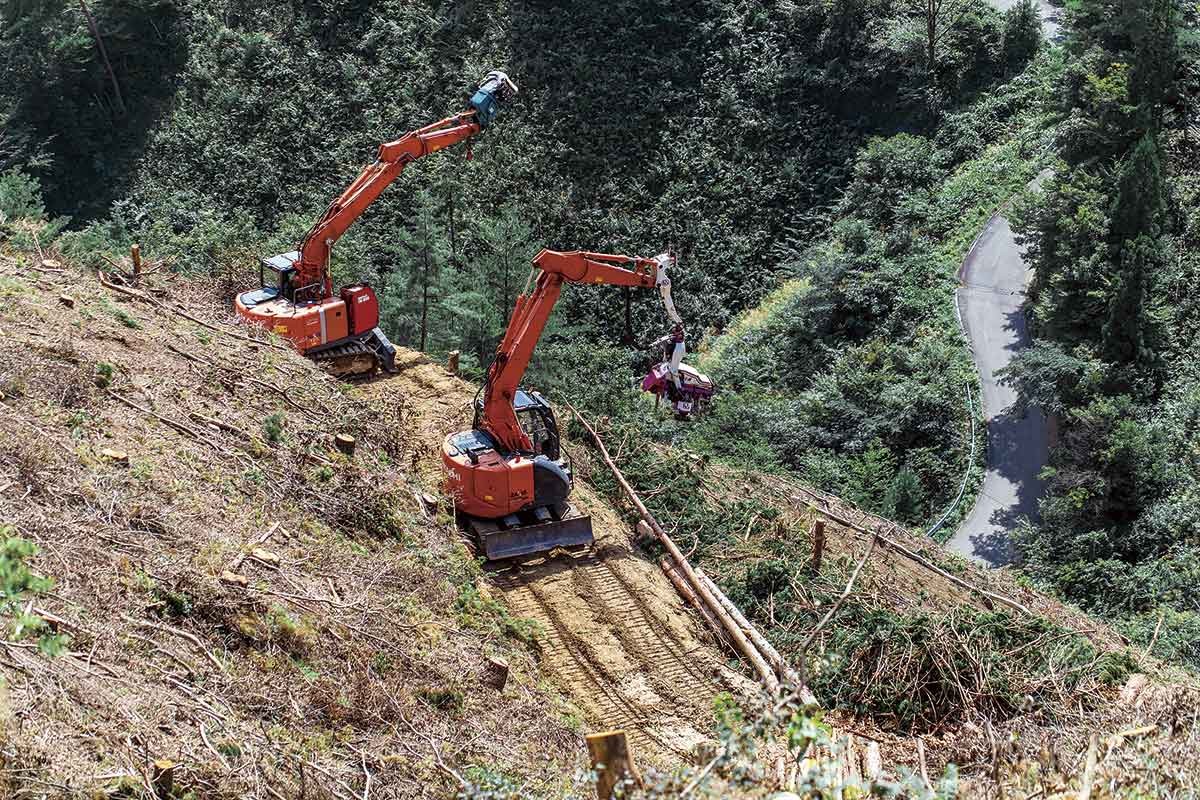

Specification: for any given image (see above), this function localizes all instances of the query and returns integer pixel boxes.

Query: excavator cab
[237,252,299,309]
[470,389,562,460]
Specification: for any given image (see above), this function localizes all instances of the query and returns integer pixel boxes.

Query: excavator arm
[291,71,517,299]
[479,249,674,452]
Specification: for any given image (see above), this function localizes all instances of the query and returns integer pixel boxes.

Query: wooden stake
[131,243,142,287]
[864,741,883,781]
[1079,733,1100,800]
[586,730,641,799]
[809,521,826,575]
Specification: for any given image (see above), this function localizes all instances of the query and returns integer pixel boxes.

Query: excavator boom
[480,249,668,453]
[295,70,517,298]
[443,248,676,560]
[234,70,516,377]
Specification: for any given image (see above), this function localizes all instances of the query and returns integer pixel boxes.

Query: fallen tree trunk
[698,569,818,706]
[661,558,731,653]
[565,402,779,696]
[792,495,1031,616]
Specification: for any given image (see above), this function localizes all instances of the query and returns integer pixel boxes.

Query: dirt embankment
[356,359,753,766]
[2,243,1197,798]
[0,254,591,798]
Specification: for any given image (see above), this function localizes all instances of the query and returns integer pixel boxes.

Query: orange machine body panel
[442,434,535,518]
[235,293,352,353]
[339,284,379,334]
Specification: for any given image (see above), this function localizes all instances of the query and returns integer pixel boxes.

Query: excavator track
[311,337,378,378]
[586,553,720,701]
[491,549,720,762]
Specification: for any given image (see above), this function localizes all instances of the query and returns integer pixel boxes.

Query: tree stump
[586,730,641,799]
[151,759,174,798]
[482,655,509,691]
[334,433,356,457]
[808,521,826,575]
[220,571,248,588]
[447,350,460,375]
[131,243,142,287]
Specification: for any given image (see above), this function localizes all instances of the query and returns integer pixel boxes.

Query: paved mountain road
[949,211,1050,567]
[991,0,1063,39]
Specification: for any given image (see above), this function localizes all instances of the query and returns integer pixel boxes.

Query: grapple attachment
[470,70,518,127]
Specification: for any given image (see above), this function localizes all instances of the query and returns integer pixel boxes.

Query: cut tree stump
[220,571,248,588]
[59,294,75,308]
[482,655,509,690]
[586,730,641,799]
[250,548,279,567]
[864,741,883,781]
[334,433,356,457]
[151,759,174,798]
[101,448,129,465]
[809,521,826,575]
[447,350,460,375]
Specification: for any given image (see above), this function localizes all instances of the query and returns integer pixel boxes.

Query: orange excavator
[234,71,518,377]
[443,248,678,560]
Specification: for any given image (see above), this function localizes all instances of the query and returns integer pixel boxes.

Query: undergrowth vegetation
[999,0,1200,669]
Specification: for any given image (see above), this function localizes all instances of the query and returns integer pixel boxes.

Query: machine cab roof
[238,251,300,309]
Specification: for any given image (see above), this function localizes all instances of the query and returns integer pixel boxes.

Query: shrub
[262,412,284,444]
[0,527,67,656]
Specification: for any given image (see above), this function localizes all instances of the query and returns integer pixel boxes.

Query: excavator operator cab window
[259,252,301,303]
[513,390,560,461]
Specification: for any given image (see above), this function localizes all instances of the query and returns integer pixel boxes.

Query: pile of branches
[813,605,1138,733]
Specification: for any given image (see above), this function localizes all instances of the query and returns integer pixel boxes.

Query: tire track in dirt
[491,547,727,763]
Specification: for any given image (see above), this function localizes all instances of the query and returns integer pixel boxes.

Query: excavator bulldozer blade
[472,515,594,561]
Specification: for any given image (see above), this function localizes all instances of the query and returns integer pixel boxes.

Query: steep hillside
[0,245,641,797]
[1,235,1197,798]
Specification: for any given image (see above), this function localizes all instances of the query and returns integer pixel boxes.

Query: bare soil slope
[356,361,751,765]
[0,252,590,798]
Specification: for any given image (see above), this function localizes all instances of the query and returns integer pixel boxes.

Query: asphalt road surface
[991,0,1064,40]
[949,213,1050,567]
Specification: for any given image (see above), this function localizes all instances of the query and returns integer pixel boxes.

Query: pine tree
[1128,0,1179,131]
[1103,134,1167,373]
[1102,233,1163,368]
[379,190,450,352]
[1002,0,1042,74]
[1109,132,1165,247]
[473,207,534,323]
